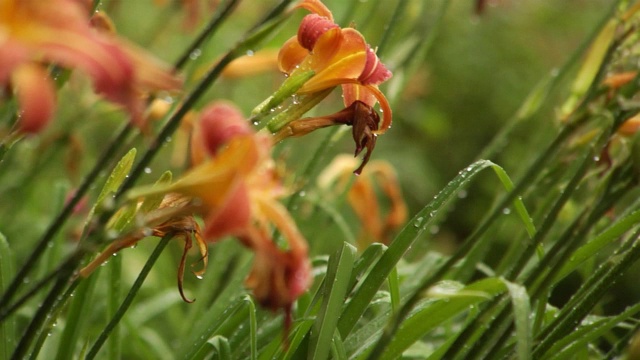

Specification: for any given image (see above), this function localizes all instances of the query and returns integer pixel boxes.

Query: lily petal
[295,0,334,21]
[11,64,56,133]
[278,36,309,74]
[299,28,367,93]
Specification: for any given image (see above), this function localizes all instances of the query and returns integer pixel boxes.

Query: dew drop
[413,216,425,228]
[458,190,468,199]
[189,49,202,60]
[502,208,511,215]
[246,50,254,56]
[144,167,152,174]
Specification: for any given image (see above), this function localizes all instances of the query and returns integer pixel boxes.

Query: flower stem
[0,123,132,312]
[85,234,173,360]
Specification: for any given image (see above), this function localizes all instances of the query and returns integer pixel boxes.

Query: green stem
[375,0,408,57]
[173,0,242,70]
[0,123,132,312]
[85,235,173,360]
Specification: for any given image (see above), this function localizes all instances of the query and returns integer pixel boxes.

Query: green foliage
[3,0,640,359]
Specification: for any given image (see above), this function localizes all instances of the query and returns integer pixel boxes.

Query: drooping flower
[319,154,407,249]
[277,0,393,132]
[0,0,181,133]
[92,102,311,316]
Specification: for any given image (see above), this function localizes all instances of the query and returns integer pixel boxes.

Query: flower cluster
[84,102,311,320]
[0,0,181,133]
[273,0,393,173]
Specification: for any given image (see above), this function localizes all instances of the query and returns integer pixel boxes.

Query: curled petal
[295,0,334,21]
[11,64,56,133]
[278,36,309,74]
[359,46,392,85]
[297,14,339,51]
[364,84,392,134]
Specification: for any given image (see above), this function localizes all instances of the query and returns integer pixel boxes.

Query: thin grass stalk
[375,0,408,57]
[478,154,636,360]
[477,0,621,160]
[0,123,131,311]
[441,134,604,359]
[173,0,241,69]
[532,233,640,358]
[367,117,584,360]
[85,234,173,360]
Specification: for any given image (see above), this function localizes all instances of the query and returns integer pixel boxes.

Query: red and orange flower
[0,0,181,133]
[277,0,393,133]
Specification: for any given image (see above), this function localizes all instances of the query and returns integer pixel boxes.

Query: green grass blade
[490,164,536,238]
[247,296,258,360]
[388,267,400,314]
[554,208,640,282]
[501,280,532,360]
[208,336,232,360]
[54,273,99,360]
[308,242,356,360]
[85,148,137,228]
[338,160,496,338]
[331,328,348,360]
[543,303,640,360]
[0,232,15,360]
[379,278,507,360]
[85,234,172,360]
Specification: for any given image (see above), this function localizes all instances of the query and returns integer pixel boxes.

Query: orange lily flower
[319,154,407,249]
[277,0,393,133]
[125,102,311,315]
[0,0,181,132]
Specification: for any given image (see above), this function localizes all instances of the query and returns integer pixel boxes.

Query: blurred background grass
[1,0,632,342]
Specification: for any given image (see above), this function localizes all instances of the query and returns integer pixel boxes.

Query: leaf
[501,279,532,360]
[338,160,496,338]
[0,232,15,360]
[543,302,640,360]
[85,148,137,228]
[379,278,507,360]
[554,208,640,283]
[308,242,357,360]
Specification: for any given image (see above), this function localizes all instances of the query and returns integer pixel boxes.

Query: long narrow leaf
[308,242,356,360]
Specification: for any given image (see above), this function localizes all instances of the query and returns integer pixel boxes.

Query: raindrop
[429,211,436,217]
[593,156,600,162]
[165,136,172,143]
[502,208,511,215]
[195,275,204,280]
[252,121,259,126]
[458,190,468,199]
[189,49,202,60]
[413,216,425,228]
[298,191,306,197]
[429,225,440,235]
[144,167,152,174]
[246,50,255,56]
